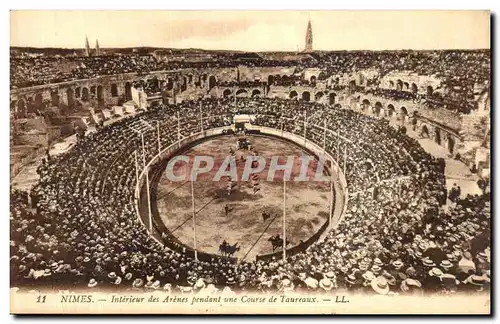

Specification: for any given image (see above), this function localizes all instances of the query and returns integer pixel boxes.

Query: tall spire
[85,35,90,57]
[95,39,100,56]
[305,20,313,52]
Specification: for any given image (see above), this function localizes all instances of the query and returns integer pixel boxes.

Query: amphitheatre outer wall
[10,66,471,159]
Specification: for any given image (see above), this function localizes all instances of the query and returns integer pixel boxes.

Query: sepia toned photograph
[9,10,491,315]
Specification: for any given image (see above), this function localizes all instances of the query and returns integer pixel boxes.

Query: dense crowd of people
[10,96,490,296]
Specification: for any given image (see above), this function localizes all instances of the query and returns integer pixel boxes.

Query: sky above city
[10,10,490,51]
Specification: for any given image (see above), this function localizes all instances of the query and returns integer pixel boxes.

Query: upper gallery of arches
[9,50,489,121]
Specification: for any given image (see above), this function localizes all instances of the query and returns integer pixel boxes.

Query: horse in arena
[219,241,240,257]
[268,235,292,252]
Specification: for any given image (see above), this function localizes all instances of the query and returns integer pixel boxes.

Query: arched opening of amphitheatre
[411,83,418,94]
[223,89,232,98]
[236,89,248,97]
[396,79,403,91]
[329,93,336,105]
[66,88,74,107]
[362,99,370,110]
[387,104,395,117]
[251,89,261,97]
[125,82,132,101]
[421,125,430,138]
[208,75,217,89]
[302,91,311,102]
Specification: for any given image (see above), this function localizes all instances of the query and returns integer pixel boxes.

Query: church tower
[85,36,90,57]
[95,39,100,56]
[305,20,313,52]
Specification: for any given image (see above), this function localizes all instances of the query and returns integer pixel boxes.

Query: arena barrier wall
[135,121,350,264]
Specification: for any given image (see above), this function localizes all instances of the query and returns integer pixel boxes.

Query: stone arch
[223,89,232,98]
[314,92,324,101]
[75,87,81,98]
[10,100,17,113]
[208,75,217,89]
[435,127,442,145]
[348,80,356,94]
[34,93,43,110]
[181,76,188,92]
[26,97,35,114]
[110,84,118,97]
[427,85,433,96]
[302,91,311,102]
[448,136,455,154]
[236,89,248,97]
[362,99,370,110]
[268,75,275,85]
[289,90,298,99]
[158,78,166,89]
[374,102,383,116]
[97,85,104,106]
[389,80,395,88]
[82,87,90,102]
[66,88,74,107]
[400,106,408,116]
[11,100,19,119]
[411,83,418,94]
[166,78,173,91]
[387,104,395,117]
[17,99,26,118]
[310,75,317,84]
[50,89,60,107]
[400,106,408,124]
[328,93,336,105]
[396,79,403,91]
[90,85,97,99]
[125,82,132,101]
[151,77,159,90]
[251,89,261,97]
[188,74,193,84]
[403,82,410,90]
[202,73,208,82]
[421,124,430,138]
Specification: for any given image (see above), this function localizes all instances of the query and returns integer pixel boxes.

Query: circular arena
[151,134,335,261]
[10,48,490,298]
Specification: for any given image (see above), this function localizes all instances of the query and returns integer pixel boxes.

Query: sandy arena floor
[154,135,332,261]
